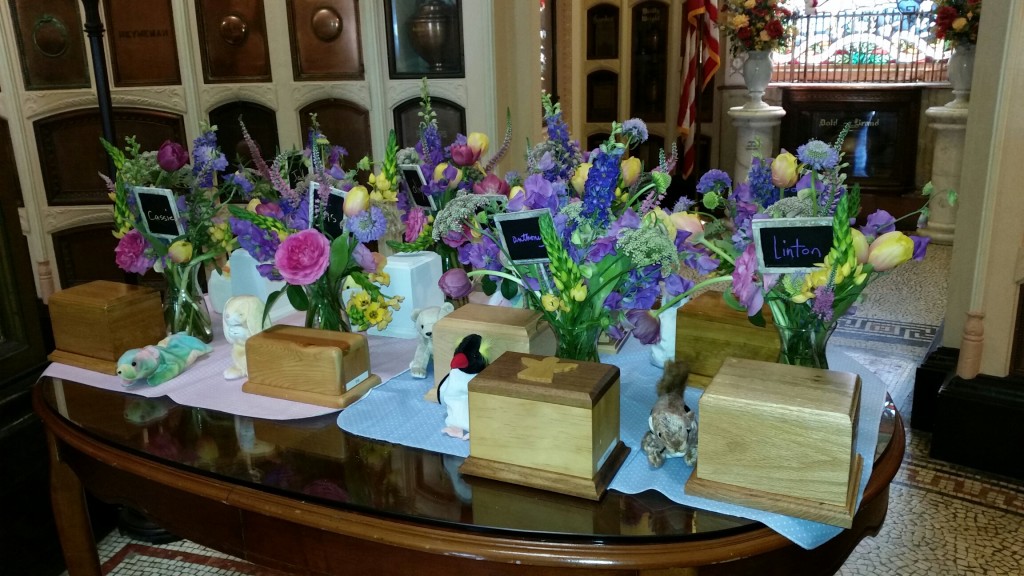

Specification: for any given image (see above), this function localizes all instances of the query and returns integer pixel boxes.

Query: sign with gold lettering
[752,217,833,274]
[132,187,184,240]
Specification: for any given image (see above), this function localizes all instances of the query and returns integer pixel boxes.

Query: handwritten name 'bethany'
[511,232,542,244]
[772,237,823,261]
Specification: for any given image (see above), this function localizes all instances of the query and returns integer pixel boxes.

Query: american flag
[677,0,721,179]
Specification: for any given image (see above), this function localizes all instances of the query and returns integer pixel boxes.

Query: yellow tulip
[851,229,869,264]
[246,198,261,212]
[433,162,463,189]
[645,209,676,242]
[771,151,799,188]
[620,157,642,187]
[571,163,592,195]
[867,231,913,271]
[509,185,525,200]
[467,132,490,155]
[343,185,370,217]
[669,211,704,242]
[952,17,967,31]
[168,240,193,264]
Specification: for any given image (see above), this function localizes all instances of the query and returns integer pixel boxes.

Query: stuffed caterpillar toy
[641,360,698,467]
[116,332,213,387]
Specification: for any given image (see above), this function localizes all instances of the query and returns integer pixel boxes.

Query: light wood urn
[429,303,557,395]
[674,291,781,387]
[243,326,381,408]
[685,358,863,528]
[459,352,629,501]
[48,280,167,374]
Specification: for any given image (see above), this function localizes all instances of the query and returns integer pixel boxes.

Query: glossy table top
[37,375,899,543]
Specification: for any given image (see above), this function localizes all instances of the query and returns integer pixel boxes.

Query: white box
[360,251,444,339]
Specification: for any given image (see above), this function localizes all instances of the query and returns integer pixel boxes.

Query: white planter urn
[947,44,975,108]
[742,50,773,109]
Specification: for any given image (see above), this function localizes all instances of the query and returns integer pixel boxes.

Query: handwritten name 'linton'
[512,233,542,244]
[772,237,822,261]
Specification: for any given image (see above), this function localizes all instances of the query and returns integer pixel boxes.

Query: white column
[917,105,968,245]
[726,106,786,184]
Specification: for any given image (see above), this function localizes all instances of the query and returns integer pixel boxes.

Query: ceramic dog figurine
[116,332,213,387]
[641,360,698,467]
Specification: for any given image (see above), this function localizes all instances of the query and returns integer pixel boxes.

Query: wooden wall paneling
[0,118,46,378]
[299,99,371,172]
[195,0,272,83]
[208,101,278,169]
[286,0,363,81]
[103,0,181,86]
[392,96,465,149]
[34,108,186,206]
[8,0,90,89]
[51,222,124,289]
[586,70,617,123]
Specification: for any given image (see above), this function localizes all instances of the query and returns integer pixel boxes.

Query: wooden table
[35,376,904,576]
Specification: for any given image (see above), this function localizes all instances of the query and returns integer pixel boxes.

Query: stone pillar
[727,106,786,184]
[917,105,968,245]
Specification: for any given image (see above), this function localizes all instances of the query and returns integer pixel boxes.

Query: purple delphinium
[416,123,445,177]
[230,219,281,274]
[746,157,780,206]
[541,109,582,182]
[811,285,836,323]
[696,169,732,195]
[508,173,558,213]
[344,205,387,243]
[797,139,839,171]
[191,129,228,188]
[581,147,623,228]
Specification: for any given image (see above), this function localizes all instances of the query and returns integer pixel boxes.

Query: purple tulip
[156,140,189,172]
[626,309,660,345]
[438,268,473,299]
[473,174,510,196]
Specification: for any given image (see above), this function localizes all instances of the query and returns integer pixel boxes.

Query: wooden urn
[48,280,167,374]
[459,352,629,501]
[685,358,863,528]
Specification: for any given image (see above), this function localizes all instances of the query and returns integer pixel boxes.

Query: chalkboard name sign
[752,217,834,273]
[399,164,436,210]
[309,182,348,239]
[494,209,550,264]
[132,186,184,240]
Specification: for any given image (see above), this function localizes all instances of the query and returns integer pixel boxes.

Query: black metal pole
[80,0,116,177]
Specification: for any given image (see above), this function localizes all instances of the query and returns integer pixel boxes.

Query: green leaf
[481,275,497,296]
[263,288,285,325]
[500,276,518,300]
[328,235,351,285]
[947,188,958,207]
[747,310,767,328]
[722,290,745,312]
[286,284,309,311]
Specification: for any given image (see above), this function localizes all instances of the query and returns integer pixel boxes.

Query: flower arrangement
[932,0,982,48]
[227,119,401,332]
[718,0,796,56]
[429,95,721,360]
[102,127,237,342]
[387,80,512,278]
[679,129,950,367]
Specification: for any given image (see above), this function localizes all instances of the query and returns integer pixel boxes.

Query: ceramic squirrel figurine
[116,332,213,387]
[641,360,698,467]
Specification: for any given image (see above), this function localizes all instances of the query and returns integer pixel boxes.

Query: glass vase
[554,323,601,363]
[163,262,213,343]
[304,278,350,332]
[774,322,836,369]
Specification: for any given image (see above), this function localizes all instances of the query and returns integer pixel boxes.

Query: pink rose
[274,229,331,285]
[438,268,473,299]
[114,229,155,274]
[157,140,189,172]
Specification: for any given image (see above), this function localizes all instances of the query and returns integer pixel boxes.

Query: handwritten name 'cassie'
[147,210,176,222]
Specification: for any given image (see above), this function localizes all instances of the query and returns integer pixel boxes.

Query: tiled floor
[70,245,1024,575]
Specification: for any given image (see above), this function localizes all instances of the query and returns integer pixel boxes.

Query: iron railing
[772,9,951,83]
